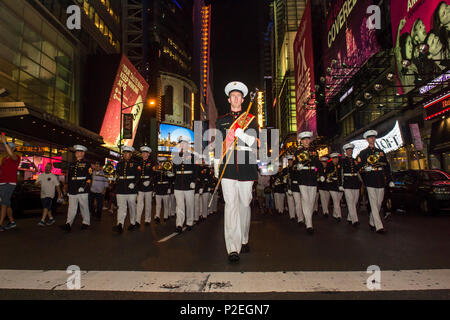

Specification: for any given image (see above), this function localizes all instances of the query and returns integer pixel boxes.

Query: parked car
[386,170,450,215]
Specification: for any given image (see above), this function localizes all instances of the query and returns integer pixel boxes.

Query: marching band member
[318,156,331,218]
[328,153,343,222]
[273,166,287,215]
[214,81,259,263]
[174,136,197,233]
[357,130,394,234]
[295,131,324,234]
[61,145,92,231]
[114,146,139,234]
[193,158,203,224]
[154,156,172,223]
[289,154,304,225]
[168,170,176,219]
[338,143,361,226]
[208,171,219,215]
[200,160,211,220]
[136,146,154,227]
[285,156,297,221]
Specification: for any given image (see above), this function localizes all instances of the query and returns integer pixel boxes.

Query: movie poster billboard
[390,0,450,95]
[323,0,381,103]
[294,0,317,135]
[100,55,149,149]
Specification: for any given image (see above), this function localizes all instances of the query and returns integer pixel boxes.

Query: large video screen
[158,124,194,153]
[390,0,450,95]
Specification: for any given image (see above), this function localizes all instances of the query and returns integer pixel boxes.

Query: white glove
[199,188,203,194]
[235,128,256,146]
[287,190,293,196]
[339,186,345,192]
[214,159,220,179]
[152,192,156,197]
[167,172,175,177]
[168,189,172,195]
[319,176,325,183]
[128,183,135,189]
[143,181,150,187]
[78,187,85,193]
[190,182,195,189]
[389,181,395,188]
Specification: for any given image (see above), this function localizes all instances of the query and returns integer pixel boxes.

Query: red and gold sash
[222,113,255,155]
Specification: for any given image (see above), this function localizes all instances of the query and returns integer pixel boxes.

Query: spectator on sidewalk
[89,161,109,220]
[36,163,63,226]
[0,135,21,231]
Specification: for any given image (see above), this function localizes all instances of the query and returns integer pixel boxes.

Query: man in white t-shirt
[36,163,62,226]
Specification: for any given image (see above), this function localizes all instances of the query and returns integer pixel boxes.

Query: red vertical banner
[294,0,317,136]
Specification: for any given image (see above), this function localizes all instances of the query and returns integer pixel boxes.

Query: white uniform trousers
[344,189,360,223]
[330,191,343,218]
[194,193,202,221]
[274,193,285,213]
[209,192,218,214]
[175,190,195,227]
[168,193,176,217]
[319,190,331,215]
[66,193,90,226]
[201,192,210,218]
[137,191,153,223]
[367,187,385,231]
[116,194,137,226]
[292,192,304,223]
[300,185,317,229]
[314,192,319,212]
[286,192,296,219]
[221,178,253,255]
[155,195,169,219]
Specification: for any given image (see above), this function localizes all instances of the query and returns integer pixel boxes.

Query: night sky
[211,0,264,116]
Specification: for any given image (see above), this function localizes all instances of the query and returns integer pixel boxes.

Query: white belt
[292,181,298,184]
[142,176,150,179]
[118,176,136,180]
[72,177,86,180]
[365,166,383,172]
[344,173,358,177]
[157,181,169,184]
[234,146,253,152]
[176,171,193,174]
[297,165,316,170]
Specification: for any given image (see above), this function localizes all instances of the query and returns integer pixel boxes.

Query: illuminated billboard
[100,55,149,149]
[158,124,194,153]
[390,0,450,95]
[323,0,381,103]
[294,0,317,135]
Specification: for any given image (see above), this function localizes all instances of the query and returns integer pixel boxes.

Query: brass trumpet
[103,162,116,180]
[367,154,380,166]
[326,166,337,183]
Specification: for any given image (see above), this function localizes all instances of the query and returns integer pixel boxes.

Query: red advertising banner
[294,0,317,135]
[390,0,450,95]
[323,0,381,103]
[100,55,149,149]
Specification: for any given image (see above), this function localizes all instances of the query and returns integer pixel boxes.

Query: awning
[0,102,113,160]
[429,118,450,153]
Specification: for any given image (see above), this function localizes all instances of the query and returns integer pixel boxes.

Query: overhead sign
[424,92,450,120]
[100,55,149,149]
[420,71,450,95]
[294,0,317,135]
[350,121,404,158]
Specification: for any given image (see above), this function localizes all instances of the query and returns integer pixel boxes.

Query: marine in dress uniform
[288,154,305,224]
[208,169,219,215]
[193,160,204,224]
[113,146,139,233]
[273,166,287,214]
[154,157,173,223]
[327,153,343,222]
[338,143,362,226]
[173,136,197,233]
[214,81,259,263]
[136,146,154,226]
[318,156,331,218]
[357,130,395,233]
[294,131,324,234]
[199,161,211,220]
[168,171,176,218]
[284,156,297,221]
[61,145,92,231]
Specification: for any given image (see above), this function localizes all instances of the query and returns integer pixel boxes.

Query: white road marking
[157,227,187,243]
[0,269,449,293]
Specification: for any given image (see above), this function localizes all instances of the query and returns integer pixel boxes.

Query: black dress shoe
[145,222,151,226]
[176,226,183,233]
[313,211,318,215]
[60,223,71,232]
[164,218,168,223]
[228,252,240,263]
[376,228,386,234]
[323,213,329,218]
[187,225,193,231]
[81,224,89,230]
[128,224,137,231]
[347,220,352,225]
[369,225,376,232]
[298,220,305,226]
[290,217,295,221]
[155,217,161,224]
[353,221,360,227]
[114,224,123,234]
[334,217,341,223]
[241,244,250,253]
[135,222,140,228]
[307,227,314,235]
